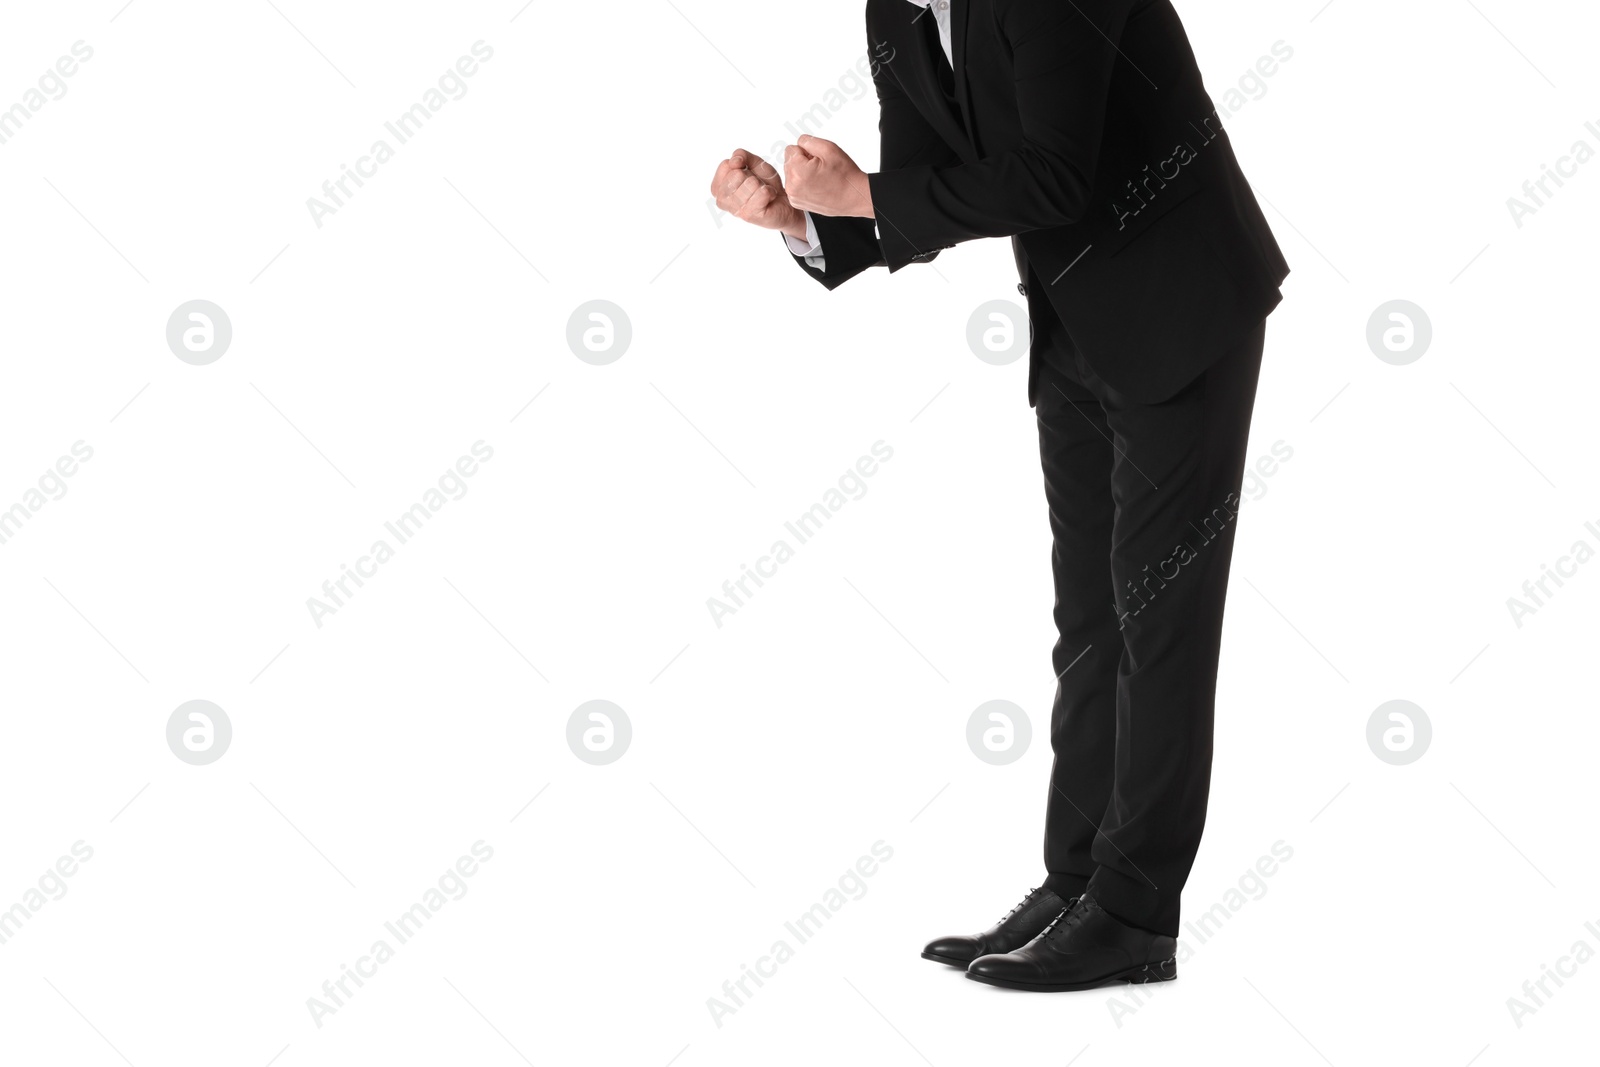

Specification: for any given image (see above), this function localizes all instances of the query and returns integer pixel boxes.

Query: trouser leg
[1076,320,1266,936]
[1033,310,1123,905]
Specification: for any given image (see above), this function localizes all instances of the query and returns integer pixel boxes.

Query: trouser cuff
[1086,865,1174,936]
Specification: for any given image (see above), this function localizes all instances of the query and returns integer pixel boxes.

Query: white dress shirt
[784,0,954,268]
[911,0,956,69]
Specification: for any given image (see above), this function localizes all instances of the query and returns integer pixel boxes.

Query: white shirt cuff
[783,212,825,269]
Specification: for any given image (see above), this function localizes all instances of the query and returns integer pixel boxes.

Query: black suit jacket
[793,0,1290,403]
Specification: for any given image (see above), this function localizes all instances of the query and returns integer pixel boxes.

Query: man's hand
[784,135,874,219]
[710,149,809,245]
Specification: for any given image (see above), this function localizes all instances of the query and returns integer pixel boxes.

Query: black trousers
[1030,286,1266,937]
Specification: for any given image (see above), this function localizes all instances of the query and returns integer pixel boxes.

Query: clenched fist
[784,135,874,219]
[710,149,809,244]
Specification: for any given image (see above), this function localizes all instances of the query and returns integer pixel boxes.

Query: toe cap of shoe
[923,936,978,962]
[967,951,1037,981]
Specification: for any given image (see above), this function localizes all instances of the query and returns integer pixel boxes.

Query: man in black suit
[711,0,1288,992]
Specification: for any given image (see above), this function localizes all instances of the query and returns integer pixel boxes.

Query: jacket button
[1017,283,1028,297]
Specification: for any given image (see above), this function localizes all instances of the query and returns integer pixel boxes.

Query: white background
[2,0,1597,1064]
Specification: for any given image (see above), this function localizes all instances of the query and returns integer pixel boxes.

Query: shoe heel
[1126,958,1176,984]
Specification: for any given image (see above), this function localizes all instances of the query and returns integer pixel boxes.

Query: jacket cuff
[788,213,883,289]
[868,167,944,272]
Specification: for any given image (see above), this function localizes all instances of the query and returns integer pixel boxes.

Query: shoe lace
[1039,897,1089,942]
[997,887,1041,923]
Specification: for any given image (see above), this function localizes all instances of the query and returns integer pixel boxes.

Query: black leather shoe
[921,887,1074,967]
[966,893,1177,991]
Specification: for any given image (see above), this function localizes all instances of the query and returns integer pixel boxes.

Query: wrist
[781,208,811,245]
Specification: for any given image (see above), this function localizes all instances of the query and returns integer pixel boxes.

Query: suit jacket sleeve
[791,18,963,289]
[868,0,1134,272]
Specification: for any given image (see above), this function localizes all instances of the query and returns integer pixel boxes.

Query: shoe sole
[965,957,1177,992]
[920,950,971,968]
